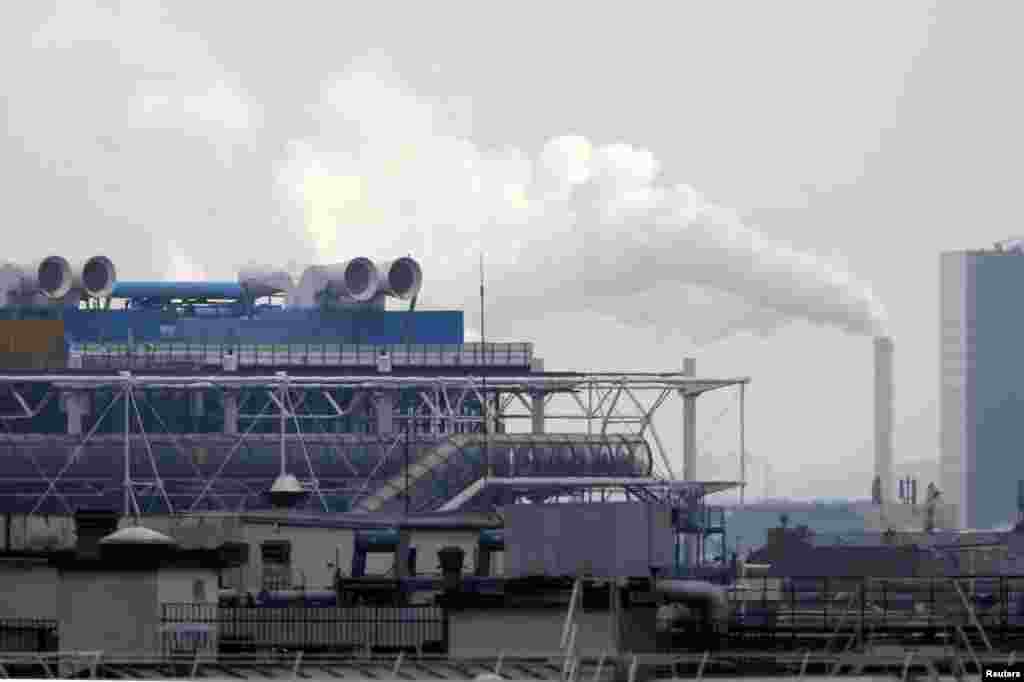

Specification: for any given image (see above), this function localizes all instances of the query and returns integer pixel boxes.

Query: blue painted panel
[970,255,1024,529]
[112,281,244,300]
[61,309,464,344]
[62,309,167,342]
[177,310,464,344]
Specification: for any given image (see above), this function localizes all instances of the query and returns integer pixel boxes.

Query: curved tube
[0,263,36,303]
[238,265,294,299]
[377,257,422,300]
[324,257,380,302]
[655,579,730,623]
[36,255,74,299]
[290,266,327,308]
[78,255,117,298]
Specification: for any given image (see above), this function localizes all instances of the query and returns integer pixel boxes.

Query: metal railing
[0,619,58,653]
[161,603,448,655]
[0,649,1019,681]
[71,342,535,369]
[726,574,1024,648]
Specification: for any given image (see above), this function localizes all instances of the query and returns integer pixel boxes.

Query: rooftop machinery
[1,255,423,313]
[0,255,452,346]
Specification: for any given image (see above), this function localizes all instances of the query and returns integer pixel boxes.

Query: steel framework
[0,372,749,518]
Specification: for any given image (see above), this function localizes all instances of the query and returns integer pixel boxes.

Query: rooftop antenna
[480,252,489,480]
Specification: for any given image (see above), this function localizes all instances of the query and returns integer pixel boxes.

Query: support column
[223,390,239,435]
[62,391,91,436]
[395,529,411,580]
[609,579,623,655]
[682,358,697,481]
[681,358,698,568]
[530,358,545,434]
[531,392,546,435]
[376,391,395,435]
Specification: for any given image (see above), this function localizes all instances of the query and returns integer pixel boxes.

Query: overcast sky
[3,1,1022,501]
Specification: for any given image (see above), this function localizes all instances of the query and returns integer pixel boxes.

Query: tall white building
[941,244,1024,530]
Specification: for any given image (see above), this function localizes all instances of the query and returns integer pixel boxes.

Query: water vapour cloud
[2,0,884,345]
[280,60,886,341]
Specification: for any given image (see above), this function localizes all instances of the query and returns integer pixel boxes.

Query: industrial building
[940,241,1024,530]
[5,252,1024,678]
[0,254,749,591]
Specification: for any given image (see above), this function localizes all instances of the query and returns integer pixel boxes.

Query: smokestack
[874,336,894,505]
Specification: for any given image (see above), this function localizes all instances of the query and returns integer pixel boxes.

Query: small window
[193,578,206,602]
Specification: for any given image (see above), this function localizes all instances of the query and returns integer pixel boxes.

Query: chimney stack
[874,337,894,505]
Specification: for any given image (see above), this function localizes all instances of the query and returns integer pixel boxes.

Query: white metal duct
[36,255,74,299]
[324,257,380,302]
[238,265,294,299]
[376,257,422,300]
[77,255,117,298]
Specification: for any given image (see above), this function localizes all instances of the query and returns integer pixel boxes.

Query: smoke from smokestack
[3,5,885,344]
[280,60,887,341]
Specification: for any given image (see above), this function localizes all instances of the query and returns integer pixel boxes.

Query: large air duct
[36,256,74,299]
[77,255,117,298]
[292,265,328,308]
[324,257,380,303]
[238,266,294,299]
[376,257,422,300]
[874,336,894,505]
[291,257,422,308]
[0,263,38,305]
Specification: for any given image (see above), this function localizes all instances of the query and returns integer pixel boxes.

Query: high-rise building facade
[941,246,1024,529]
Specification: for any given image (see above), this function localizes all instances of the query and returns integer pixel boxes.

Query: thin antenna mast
[480,253,489,479]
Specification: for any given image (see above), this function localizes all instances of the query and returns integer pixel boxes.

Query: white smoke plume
[280,59,886,341]
[2,2,884,343]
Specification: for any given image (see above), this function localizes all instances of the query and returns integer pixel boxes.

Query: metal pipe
[376,257,422,300]
[123,381,132,520]
[37,256,74,299]
[654,579,730,623]
[6,373,753,387]
[237,265,293,300]
[78,256,117,298]
[740,382,746,507]
[323,258,380,302]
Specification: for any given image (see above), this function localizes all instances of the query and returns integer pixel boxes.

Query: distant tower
[941,247,1024,529]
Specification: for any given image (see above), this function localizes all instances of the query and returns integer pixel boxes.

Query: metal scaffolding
[0,372,749,517]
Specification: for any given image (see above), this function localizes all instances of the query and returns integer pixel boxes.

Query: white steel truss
[0,372,749,519]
